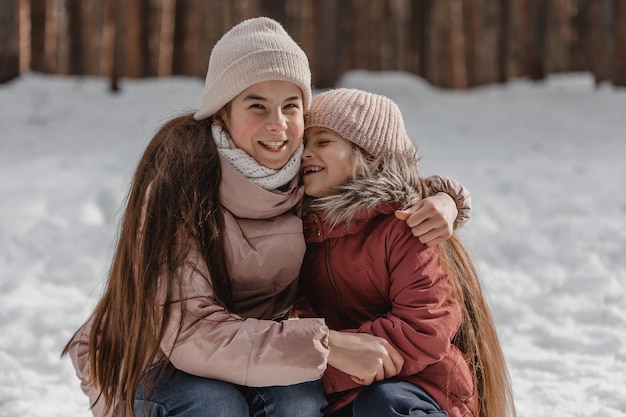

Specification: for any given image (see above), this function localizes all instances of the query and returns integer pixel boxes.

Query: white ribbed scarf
[212,124,303,191]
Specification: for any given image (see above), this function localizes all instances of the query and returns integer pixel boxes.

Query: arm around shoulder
[425,175,471,229]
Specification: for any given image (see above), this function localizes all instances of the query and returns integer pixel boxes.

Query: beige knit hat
[193,17,312,121]
[306,88,415,157]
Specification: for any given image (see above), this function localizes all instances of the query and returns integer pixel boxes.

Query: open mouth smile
[260,140,287,150]
[302,165,324,175]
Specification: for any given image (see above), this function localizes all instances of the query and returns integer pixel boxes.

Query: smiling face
[221,80,305,170]
[301,127,355,197]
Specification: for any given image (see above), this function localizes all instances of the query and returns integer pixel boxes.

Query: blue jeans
[347,380,447,417]
[133,363,327,417]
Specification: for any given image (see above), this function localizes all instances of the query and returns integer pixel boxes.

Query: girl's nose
[266,112,287,132]
[301,144,313,159]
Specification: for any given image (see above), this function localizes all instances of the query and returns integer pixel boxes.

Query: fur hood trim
[306,155,423,228]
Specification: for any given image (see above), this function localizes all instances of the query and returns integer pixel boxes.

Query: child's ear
[211,105,230,129]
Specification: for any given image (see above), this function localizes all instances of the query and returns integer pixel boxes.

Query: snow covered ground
[0,71,624,417]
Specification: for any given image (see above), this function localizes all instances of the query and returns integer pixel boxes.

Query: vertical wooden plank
[346,0,387,72]
[560,0,576,72]
[498,0,510,83]
[65,0,82,75]
[373,0,390,71]
[517,0,530,78]
[388,0,408,71]
[613,0,626,86]
[544,0,574,73]
[192,0,206,77]
[0,0,20,82]
[123,0,149,78]
[181,0,204,77]
[158,0,175,77]
[203,0,233,70]
[31,0,48,72]
[44,0,58,73]
[100,0,121,90]
[312,0,344,88]
[342,0,355,73]
[507,0,526,78]
[520,0,547,81]
[194,0,212,78]
[533,0,548,80]
[19,0,30,72]
[171,0,184,75]
[544,0,557,72]
[414,0,433,81]
[449,0,467,88]
[348,0,367,70]
[428,0,452,87]
[173,0,205,76]
[144,0,160,76]
[337,0,350,79]
[100,0,115,77]
[81,0,102,75]
[377,0,392,71]
[284,0,312,53]
[476,0,502,85]
[404,0,421,75]
[587,0,612,84]
[463,0,480,86]
[55,0,70,75]
[572,0,588,72]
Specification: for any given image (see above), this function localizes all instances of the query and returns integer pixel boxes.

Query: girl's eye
[284,103,299,110]
[250,104,265,109]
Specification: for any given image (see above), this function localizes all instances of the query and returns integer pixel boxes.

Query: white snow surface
[0,71,625,416]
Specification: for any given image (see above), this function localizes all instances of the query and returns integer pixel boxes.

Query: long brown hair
[436,234,516,417]
[418,177,516,417]
[62,113,235,417]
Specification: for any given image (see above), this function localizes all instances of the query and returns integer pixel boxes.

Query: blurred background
[1,0,625,90]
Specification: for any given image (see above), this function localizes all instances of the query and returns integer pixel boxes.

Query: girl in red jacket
[298,89,516,417]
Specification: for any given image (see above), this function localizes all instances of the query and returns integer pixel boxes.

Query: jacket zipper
[325,240,350,327]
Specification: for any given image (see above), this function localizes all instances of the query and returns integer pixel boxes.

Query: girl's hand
[395,193,457,247]
[327,330,404,386]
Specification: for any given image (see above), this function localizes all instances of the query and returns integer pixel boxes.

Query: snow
[1,71,625,417]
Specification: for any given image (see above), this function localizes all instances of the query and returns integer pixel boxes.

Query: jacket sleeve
[424,175,471,229]
[322,225,461,394]
[65,317,111,417]
[160,251,330,387]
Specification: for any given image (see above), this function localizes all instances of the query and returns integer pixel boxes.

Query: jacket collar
[303,156,422,240]
[219,154,304,219]
[303,203,399,243]
[303,158,421,242]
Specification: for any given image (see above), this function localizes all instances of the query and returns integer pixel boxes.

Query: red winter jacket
[297,170,478,417]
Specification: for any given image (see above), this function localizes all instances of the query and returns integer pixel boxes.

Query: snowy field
[0,70,624,417]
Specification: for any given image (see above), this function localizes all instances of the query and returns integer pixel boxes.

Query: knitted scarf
[212,124,302,191]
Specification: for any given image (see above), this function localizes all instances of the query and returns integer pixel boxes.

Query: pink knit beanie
[306,88,415,157]
[194,17,312,121]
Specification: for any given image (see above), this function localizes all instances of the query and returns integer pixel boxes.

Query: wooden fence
[1,0,626,89]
